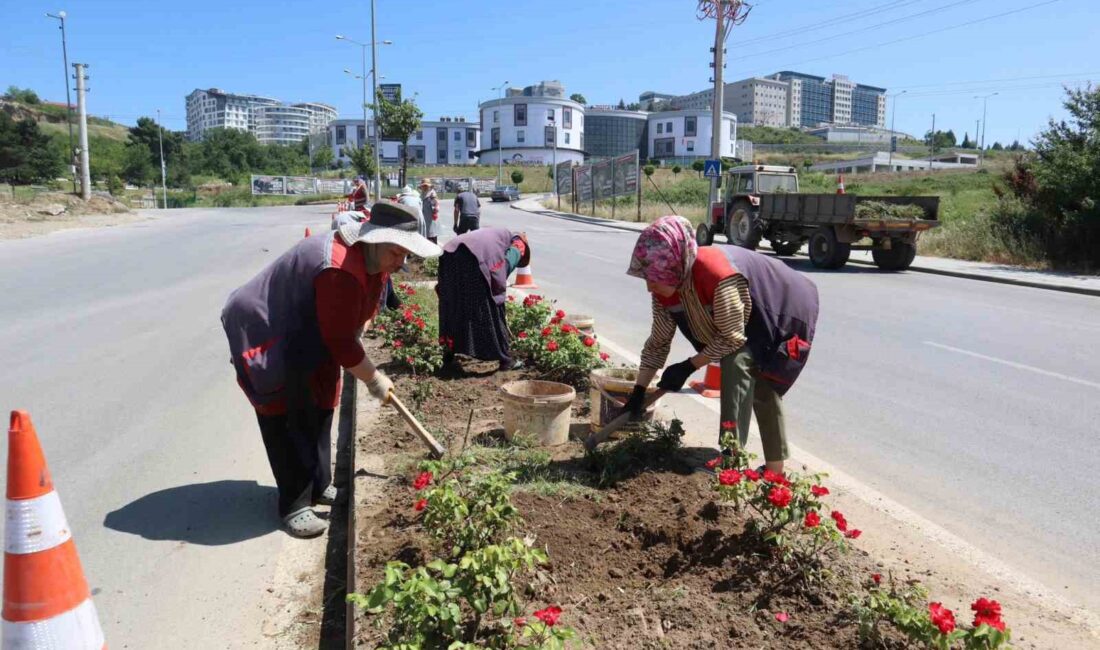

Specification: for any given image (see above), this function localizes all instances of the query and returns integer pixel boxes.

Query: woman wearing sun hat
[221,202,441,537]
[621,215,818,475]
[418,178,440,244]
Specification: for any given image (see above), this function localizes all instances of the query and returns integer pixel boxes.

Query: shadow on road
[103,479,278,545]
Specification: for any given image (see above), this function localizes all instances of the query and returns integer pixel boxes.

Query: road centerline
[924,341,1100,390]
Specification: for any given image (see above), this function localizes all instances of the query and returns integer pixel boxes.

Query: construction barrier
[511,265,538,289]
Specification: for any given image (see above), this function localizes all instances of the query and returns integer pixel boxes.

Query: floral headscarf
[626,215,698,287]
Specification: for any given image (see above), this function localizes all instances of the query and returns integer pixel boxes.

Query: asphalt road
[471,200,1100,614]
[1,201,1097,647]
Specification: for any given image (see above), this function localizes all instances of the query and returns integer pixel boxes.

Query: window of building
[685,116,697,137]
[565,132,571,144]
[514,104,527,126]
[517,129,525,143]
[493,110,499,123]
[438,129,447,141]
[454,150,461,160]
[563,107,572,129]
[453,130,461,141]
[686,140,694,152]
[729,122,735,138]
[491,127,500,148]
[357,126,365,143]
[656,123,663,134]
[545,126,555,145]
[438,147,447,162]
[654,137,675,157]
[547,109,555,123]
[415,130,423,140]
[466,128,476,147]
[666,121,673,133]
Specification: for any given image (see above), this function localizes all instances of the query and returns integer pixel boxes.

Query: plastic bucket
[564,314,595,336]
[500,380,576,446]
[588,367,660,432]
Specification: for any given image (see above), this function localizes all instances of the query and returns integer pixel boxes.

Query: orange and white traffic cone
[836,173,846,195]
[689,362,722,398]
[3,411,106,649]
[511,265,538,289]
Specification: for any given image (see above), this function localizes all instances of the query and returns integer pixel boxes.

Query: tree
[196,128,266,185]
[0,112,63,185]
[311,143,334,170]
[944,129,957,147]
[990,141,1004,151]
[1008,140,1024,151]
[672,165,682,174]
[923,130,956,154]
[643,165,655,177]
[691,159,705,175]
[961,132,974,149]
[343,144,376,179]
[3,86,40,104]
[373,91,423,187]
[625,101,642,111]
[570,93,587,105]
[121,143,154,187]
[617,98,626,110]
[510,170,524,185]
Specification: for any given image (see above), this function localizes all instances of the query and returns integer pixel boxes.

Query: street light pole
[156,108,167,209]
[46,11,76,194]
[888,90,906,172]
[975,92,998,167]
[336,34,391,200]
[492,81,509,187]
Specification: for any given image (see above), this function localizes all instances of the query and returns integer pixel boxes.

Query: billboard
[592,159,614,199]
[575,166,593,203]
[555,161,573,195]
[251,175,285,195]
[251,175,351,196]
[612,152,639,196]
[379,83,402,103]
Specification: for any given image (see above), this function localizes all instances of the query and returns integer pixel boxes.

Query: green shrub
[510,170,524,185]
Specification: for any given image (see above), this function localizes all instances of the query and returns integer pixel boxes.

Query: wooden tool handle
[388,393,447,459]
[583,389,667,452]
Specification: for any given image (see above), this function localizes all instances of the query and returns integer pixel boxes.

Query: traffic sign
[703,159,722,178]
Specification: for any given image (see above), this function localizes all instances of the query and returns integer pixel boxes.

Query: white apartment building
[478,88,584,166]
[185,88,337,145]
[646,110,738,160]
[329,117,481,166]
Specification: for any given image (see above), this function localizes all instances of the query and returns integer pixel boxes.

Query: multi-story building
[478,81,584,166]
[328,117,481,167]
[184,88,337,144]
[638,91,675,110]
[663,72,886,130]
[646,110,738,160]
[584,108,648,160]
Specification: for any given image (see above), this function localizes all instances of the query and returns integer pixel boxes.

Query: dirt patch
[0,191,142,239]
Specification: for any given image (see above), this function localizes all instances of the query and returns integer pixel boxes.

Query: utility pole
[975,92,998,167]
[46,11,76,194]
[708,1,726,210]
[928,113,935,173]
[492,81,509,187]
[157,108,168,209]
[73,63,91,200]
[888,90,906,172]
[370,0,382,201]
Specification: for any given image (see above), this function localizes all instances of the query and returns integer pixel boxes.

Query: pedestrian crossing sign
[703,159,722,178]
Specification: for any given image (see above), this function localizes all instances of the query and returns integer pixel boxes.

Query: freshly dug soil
[352,338,903,649]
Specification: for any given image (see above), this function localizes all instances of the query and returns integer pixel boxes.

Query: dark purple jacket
[441,228,515,305]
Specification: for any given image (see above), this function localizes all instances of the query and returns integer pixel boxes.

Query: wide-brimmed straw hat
[336,201,442,258]
[418,178,432,188]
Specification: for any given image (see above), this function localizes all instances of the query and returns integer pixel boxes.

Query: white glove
[366,371,394,403]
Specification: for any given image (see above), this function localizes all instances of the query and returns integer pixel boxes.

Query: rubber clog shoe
[283,507,327,538]
[315,484,338,506]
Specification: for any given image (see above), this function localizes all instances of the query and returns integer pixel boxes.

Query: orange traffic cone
[836,173,846,195]
[690,362,722,398]
[3,411,106,649]
[511,265,538,289]
[304,227,312,238]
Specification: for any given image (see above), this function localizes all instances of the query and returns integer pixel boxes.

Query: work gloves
[366,371,394,403]
[621,385,648,422]
[656,358,697,393]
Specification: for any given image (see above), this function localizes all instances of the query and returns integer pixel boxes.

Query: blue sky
[2,0,1095,147]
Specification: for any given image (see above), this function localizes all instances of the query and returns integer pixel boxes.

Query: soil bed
[352,335,907,648]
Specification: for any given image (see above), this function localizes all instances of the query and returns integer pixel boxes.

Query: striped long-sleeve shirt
[640,267,752,371]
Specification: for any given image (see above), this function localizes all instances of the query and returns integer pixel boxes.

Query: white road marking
[573,250,618,264]
[924,341,1100,391]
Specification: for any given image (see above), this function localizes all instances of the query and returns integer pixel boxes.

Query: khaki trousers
[719,347,788,462]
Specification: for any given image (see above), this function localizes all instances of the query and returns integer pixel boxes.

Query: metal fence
[250,175,351,196]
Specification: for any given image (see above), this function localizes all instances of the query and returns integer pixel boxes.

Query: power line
[894,71,1100,90]
[730,0,984,60]
[746,0,1061,77]
[735,0,922,46]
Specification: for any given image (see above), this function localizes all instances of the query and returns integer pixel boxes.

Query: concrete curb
[341,370,358,650]
[510,200,1100,298]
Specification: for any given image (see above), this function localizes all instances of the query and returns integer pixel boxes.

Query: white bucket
[588,367,660,433]
[500,380,576,446]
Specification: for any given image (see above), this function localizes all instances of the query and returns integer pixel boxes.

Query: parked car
[490,185,521,202]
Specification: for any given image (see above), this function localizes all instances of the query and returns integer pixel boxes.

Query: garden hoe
[387,391,447,459]
[583,389,667,452]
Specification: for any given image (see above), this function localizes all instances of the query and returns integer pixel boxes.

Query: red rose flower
[518,331,528,339]
[973,614,1006,632]
[583,337,596,347]
[844,529,862,539]
[830,510,848,532]
[775,612,789,623]
[763,469,790,486]
[743,468,760,481]
[413,498,427,511]
[513,616,526,627]
[872,573,882,585]
[718,469,741,485]
[416,319,426,330]
[705,457,721,469]
[768,486,793,508]
[412,471,433,490]
[721,420,736,430]
[971,598,1005,631]
[393,340,403,348]
[555,309,566,319]
[402,309,414,320]
[810,485,830,497]
[508,295,515,302]
[406,356,414,364]
[599,352,610,361]
[928,602,956,635]
[547,341,559,352]
[541,327,552,337]
[560,324,574,334]
[804,510,821,528]
[533,605,562,627]
[550,317,561,325]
